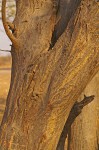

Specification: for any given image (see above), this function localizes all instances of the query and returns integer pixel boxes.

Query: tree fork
[0,0,99,150]
[57,95,95,150]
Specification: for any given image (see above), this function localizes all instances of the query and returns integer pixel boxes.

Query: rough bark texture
[67,72,99,150]
[0,0,99,150]
[56,95,95,150]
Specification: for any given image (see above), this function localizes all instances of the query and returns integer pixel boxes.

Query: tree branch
[7,21,15,32]
[0,49,11,52]
[2,0,18,47]
[57,95,95,150]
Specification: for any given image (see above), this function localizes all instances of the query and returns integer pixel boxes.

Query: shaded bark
[0,0,99,150]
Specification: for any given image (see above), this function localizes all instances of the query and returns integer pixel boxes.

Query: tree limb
[7,21,15,32]
[57,95,95,150]
[2,0,18,47]
[0,49,11,52]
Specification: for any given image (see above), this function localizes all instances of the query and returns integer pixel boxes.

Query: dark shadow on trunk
[50,0,82,49]
[56,95,95,150]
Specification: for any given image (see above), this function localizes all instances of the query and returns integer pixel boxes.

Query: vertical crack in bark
[56,95,95,150]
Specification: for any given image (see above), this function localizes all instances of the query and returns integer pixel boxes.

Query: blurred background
[0,0,15,122]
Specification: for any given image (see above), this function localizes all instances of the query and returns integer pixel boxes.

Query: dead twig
[0,49,11,52]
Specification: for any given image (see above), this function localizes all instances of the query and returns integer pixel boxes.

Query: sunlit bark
[0,0,99,149]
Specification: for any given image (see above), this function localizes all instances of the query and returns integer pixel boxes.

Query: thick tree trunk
[0,0,99,149]
[67,72,99,150]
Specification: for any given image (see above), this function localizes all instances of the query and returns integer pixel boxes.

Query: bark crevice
[49,0,82,49]
[0,0,99,149]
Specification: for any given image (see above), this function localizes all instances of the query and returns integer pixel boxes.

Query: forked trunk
[67,72,99,150]
[0,0,99,149]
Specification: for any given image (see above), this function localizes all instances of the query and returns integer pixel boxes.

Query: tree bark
[66,72,99,150]
[0,0,99,150]
[56,94,95,150]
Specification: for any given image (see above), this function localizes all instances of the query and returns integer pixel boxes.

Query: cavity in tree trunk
[0,0,99,150]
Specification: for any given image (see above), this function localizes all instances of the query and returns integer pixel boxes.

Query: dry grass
[0,56,11,69]
[0,56,11,123]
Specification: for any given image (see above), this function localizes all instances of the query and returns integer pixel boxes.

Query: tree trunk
[0,0,99,149]
[67,71,99,150]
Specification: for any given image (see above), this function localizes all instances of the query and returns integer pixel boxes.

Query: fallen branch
[57,95,95,150]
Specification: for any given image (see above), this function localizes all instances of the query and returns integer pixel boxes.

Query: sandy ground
[0,57,11,123]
